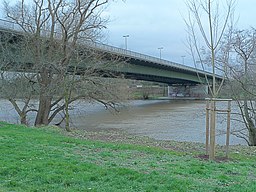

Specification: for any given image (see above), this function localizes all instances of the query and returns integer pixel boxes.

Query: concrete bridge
[0,19,222,98]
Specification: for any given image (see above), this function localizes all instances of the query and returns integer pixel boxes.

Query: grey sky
[105,0,256,65]
[1,0,255,66]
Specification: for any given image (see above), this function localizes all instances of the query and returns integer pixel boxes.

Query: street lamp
[123,35,129,50]
[158,47,163,59]
[181,55,186,65]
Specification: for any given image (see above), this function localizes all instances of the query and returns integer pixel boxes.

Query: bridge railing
[84,40,201,73]
[0,18,212,76]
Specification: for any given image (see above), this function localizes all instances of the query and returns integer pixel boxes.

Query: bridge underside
[95,58,213,85]
[0,61,212,88]
[122,73,196,85]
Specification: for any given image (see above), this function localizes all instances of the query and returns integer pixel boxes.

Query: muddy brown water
[0,99,247,145]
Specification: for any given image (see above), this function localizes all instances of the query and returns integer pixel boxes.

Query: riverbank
[1,122,256,191]
[65,127,255,158]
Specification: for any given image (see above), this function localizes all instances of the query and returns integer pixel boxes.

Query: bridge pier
[168,84,208,99]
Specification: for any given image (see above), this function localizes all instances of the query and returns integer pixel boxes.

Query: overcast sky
[1,0,255,66]
[105,0,256,65]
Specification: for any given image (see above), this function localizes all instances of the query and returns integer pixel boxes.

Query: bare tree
[1,0,126,129]
[185,0,235,96]
[185,0,236,159]
[0,73,37,125]
[0,30,38,125]
[224,28,256,145]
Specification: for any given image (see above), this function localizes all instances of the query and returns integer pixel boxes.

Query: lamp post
[123,35,129,50]
[181,55,186,65]
[158,47,163,59]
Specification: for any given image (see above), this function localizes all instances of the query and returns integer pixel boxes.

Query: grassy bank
[0,122,256,191]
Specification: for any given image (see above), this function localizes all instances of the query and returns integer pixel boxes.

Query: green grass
[1,122,256,191]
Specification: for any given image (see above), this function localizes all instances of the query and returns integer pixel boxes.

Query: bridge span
[0,19,221,97]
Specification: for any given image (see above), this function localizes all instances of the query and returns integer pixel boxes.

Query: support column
[190,85,208,98]
[167,85,189,97]
[167,85,173,97]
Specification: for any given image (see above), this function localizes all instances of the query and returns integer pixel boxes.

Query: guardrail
[0,18,212,76]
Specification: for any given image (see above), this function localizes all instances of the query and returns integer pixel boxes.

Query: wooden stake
[206,100,210,155]
[209,100,216,160]
[225,100,231,158]
[205,98,232,160]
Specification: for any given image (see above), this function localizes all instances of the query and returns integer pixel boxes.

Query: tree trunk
[64,92,71,132]
[247,115,256,146]
[244,100,256,146]
[248,127,256,146]
[65,111,71,132]
[8,98,29,126]
[35,68,53,126]
[35,95,52,126]
[20,112,27,125]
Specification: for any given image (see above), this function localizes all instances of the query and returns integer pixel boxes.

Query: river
[0,99,247,145]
